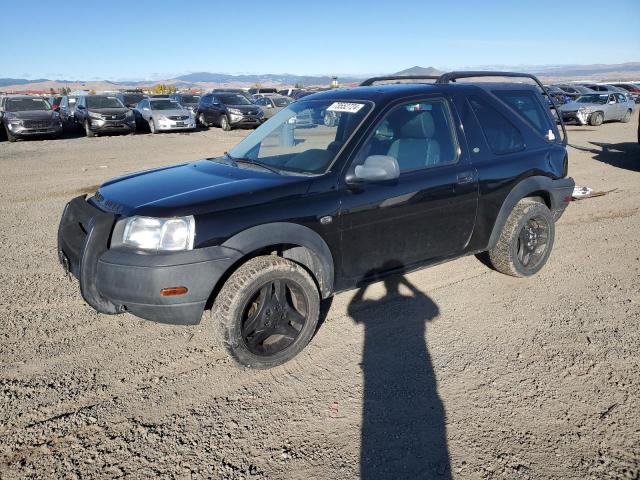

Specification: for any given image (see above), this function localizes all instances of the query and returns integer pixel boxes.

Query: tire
[5,125,16,142]
[212,255,320,369]
[148,118,158,134]
[621,109,631,123]
[84,120,96,137]
[197,113,208,128]
[220,114,231,131]
[589,111,604,126]
[485,198,555,278]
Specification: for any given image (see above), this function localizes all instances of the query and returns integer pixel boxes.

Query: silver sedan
[135,98,196,133]
[558,92,635,126]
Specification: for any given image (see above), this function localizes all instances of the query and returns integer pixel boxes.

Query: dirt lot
[0,118,639,480]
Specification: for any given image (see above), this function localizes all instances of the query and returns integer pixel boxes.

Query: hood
[92,159,311,217]
[227,104,262,115]
[559,101,599,111]
[88,107,129,115]
[152,108,190,117]
[7,110,55,120]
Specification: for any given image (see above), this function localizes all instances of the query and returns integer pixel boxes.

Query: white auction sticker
[326,102,365,113]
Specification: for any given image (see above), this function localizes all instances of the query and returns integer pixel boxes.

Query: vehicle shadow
[347,262,451,479]
[571,141,640,172]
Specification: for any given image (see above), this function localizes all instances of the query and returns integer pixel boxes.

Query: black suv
[1,95,63,141]
[74,94,137,137]
[58,72,574,368]
[195,92,263,131]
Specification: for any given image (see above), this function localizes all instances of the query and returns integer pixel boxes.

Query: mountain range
[1,63,639,93]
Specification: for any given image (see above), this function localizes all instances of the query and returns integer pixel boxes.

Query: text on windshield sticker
[327,102,365,113]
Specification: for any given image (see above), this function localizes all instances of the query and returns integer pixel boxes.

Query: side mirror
[348,155,400,183]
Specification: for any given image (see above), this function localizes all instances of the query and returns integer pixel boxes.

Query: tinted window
[5,97,51,112]
[86,96,124,109]
[469,96,524,154]
[493,90,551,137]
[356,99,459,173]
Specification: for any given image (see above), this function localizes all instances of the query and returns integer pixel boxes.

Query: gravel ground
[0,118,639,480]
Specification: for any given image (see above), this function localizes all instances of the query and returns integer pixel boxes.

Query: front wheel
[220,114,231,131]
[148,118,158,134]
[589,111,604,126]
[212,256,320,369]
[84,120,96,137]
[485,198,555,277]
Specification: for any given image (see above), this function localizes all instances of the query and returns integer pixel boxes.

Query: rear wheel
[485,198,555,277]
[212,256,320,369]
[589,111,604,126]
[197,113,208,128]
[220,114,231,131]
[621,109,632,123]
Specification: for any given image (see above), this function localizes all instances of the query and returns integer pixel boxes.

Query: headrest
[400,111,435,139]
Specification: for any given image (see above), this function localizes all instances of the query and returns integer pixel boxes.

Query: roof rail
[435,71,567,146]
[359,75,440,86]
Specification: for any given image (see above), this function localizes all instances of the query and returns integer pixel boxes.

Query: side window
[615,93,626,103]
[468,96,524,154]
[355,98,459,173]
[255,97,266,106]
[493,90,552,137]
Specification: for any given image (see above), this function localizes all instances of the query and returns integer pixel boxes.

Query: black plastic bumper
[548,177,575,221]
[57,196,239,325]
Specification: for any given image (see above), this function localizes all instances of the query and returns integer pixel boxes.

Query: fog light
[160,286,188,296]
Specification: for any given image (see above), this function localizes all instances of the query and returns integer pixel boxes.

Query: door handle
[457,171,475,184]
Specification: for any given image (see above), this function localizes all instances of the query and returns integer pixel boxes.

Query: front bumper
[7,121,62,137]
[228,113,263,126]
[88,118,136,132]
[157,118,197,131]
[561,110,590,125]
[57,196,238,325]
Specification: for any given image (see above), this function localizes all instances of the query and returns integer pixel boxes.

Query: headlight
[228,108,242,115]
[157,114,167,121]
[122,216,195,251]
[89,112,104,119]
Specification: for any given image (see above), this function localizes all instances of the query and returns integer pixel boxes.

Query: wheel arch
[487,176,562,250]
[219,222,335,299]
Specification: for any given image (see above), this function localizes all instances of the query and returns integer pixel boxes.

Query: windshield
[273,97,291,107]
[575,94,608,104]
[122,93,144,105]
[151,99,182,110]
[218,94,252,105]
[86,96,125,109]
[179,94,199,104]
[227,99,372,174]
[5,97,51,112]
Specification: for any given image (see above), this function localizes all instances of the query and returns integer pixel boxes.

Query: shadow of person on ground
[348,262,451,479]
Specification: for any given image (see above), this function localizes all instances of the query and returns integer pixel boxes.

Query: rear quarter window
[493,90,552,137]
[468,96,524,155]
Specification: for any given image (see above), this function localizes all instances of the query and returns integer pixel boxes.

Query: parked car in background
[0,95,63,141]
[278,88,304,98]
[577,83,634,102]
[559,92,635,126]
[115,91,146,108]
[195,92,263,131]
[169,93,201,112]
[211,89,255,103]
[611,83,640,103]
[553,84,595,97]
[47,95,63,110]
[248,87,278,96]
[74,94,136,137]
[58,95,78,131]
[134,97,196,133]
[542,85,572,104]
[253,94,292,119]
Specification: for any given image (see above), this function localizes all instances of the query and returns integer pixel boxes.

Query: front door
[338,97,478,281]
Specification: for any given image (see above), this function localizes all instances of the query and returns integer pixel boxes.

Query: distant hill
[394,66,443,76]
[2,63,639,93]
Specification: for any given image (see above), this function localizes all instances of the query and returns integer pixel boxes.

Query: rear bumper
[549,177,575,221]
[57,196,239,325]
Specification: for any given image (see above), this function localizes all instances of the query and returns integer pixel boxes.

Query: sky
[1,0,639,80]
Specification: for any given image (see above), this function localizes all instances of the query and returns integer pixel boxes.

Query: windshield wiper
[225,152,282,175]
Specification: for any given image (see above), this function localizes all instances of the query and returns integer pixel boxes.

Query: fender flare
[222,222,334,298]
[487,175,573,250]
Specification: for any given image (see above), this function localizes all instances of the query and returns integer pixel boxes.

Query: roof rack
[435,71,567,145]
[359,75,440,86]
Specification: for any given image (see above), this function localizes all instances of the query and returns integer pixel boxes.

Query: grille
[23,120,50,129]
[104,114,126,121]
[168,115,189,120]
